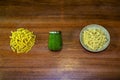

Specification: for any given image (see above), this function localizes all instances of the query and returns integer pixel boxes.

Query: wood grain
[0,0,120,80]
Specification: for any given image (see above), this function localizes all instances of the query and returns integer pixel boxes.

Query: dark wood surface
[0,0,120,80]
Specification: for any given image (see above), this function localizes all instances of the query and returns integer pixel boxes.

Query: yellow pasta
[10,28,36,54]
[83,28,107,50]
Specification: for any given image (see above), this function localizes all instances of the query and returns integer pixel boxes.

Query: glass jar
[48,31,62,51]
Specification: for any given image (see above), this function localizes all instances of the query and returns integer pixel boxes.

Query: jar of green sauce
[48,31,62,51]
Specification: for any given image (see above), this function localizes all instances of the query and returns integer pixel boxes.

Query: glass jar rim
[49,31,61,34]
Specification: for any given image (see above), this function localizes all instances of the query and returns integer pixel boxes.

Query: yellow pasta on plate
[80,24,110,52]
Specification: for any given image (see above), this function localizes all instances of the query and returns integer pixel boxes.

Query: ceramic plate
[80,24,110,52]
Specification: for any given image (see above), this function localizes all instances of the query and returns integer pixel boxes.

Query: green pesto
[48,31,62,51]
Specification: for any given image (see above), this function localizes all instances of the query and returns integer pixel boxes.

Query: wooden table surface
[0,0,120,80]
